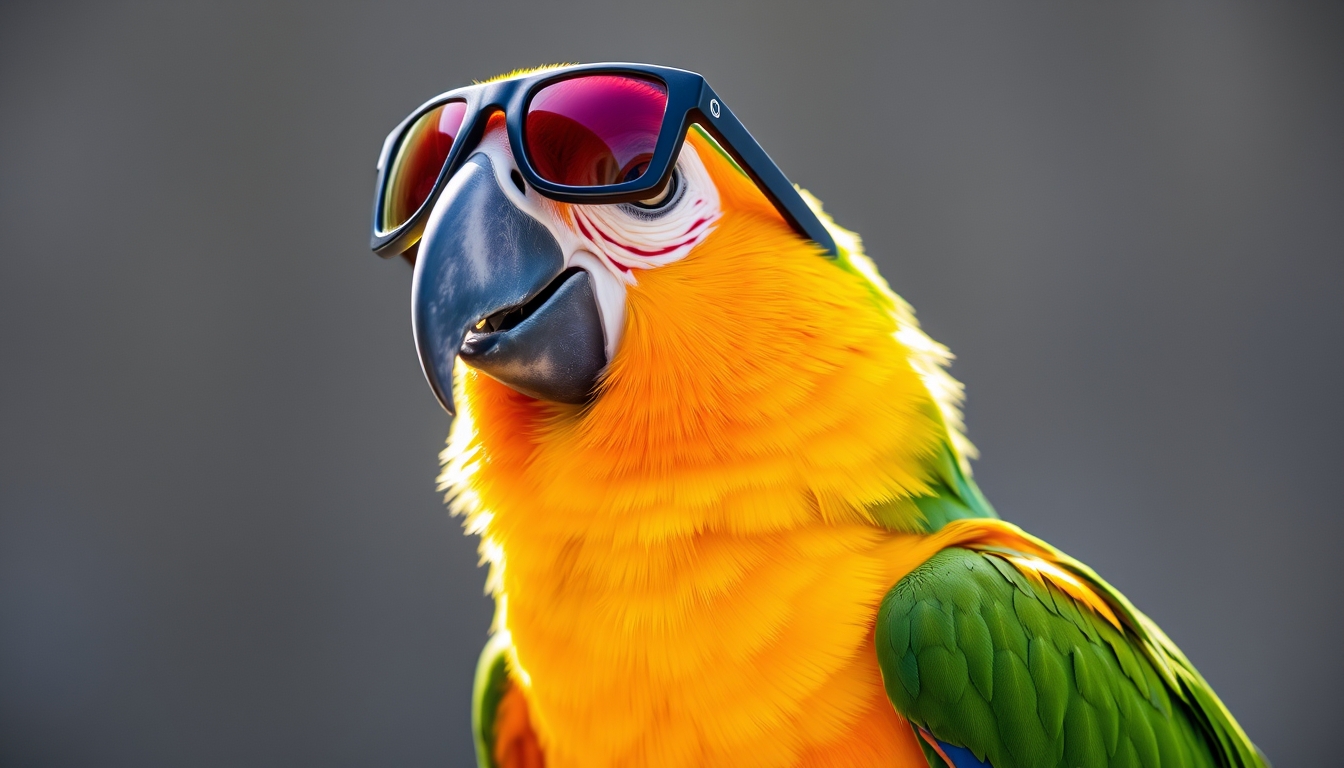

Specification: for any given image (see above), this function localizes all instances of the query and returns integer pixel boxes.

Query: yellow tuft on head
[475,63,579,84]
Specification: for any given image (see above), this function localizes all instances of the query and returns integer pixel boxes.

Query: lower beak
[411,153,607,415]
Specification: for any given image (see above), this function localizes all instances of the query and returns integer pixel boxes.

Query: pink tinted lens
[524,75,668,188]
[381,101,469,232]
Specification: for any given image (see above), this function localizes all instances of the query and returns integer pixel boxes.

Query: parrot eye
[625,168,682,216]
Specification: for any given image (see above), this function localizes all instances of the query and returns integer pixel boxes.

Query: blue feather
[937,740,993,768]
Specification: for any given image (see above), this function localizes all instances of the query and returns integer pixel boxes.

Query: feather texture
[876,519,1269,768]
[444,129,958,767]
[436,82,1263,767]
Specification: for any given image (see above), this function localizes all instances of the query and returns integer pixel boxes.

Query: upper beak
[411,153,607,415]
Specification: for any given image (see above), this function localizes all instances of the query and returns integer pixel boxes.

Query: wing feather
[875,525,1268,768]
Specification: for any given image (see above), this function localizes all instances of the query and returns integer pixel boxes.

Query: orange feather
[443,130,970,767]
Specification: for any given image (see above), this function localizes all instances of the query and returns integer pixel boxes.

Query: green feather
[955,608,995,701]
[981,597,1030,663]
[1062,699,1109,768]
[876,547,1265,768]
[1028,637,1069,740]
[991,647,1053,764]
[920,644,968,704]
[472,633,514,768]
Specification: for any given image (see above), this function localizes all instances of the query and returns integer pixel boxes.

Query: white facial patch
[466,124,721,363]
[567,144,721,276]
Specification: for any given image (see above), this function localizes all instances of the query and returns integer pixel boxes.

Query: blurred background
[1,1,1339,765]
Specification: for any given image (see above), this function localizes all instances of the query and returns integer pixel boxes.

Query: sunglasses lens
[525,75,668,188]
[381,100,468,233]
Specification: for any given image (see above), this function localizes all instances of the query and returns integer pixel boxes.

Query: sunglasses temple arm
[692,88,838,257]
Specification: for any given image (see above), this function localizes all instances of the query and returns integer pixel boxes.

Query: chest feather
[499,521,932,768]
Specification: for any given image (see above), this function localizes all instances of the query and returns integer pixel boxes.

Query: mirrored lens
[524,75,668,188]
[381,101,468,232]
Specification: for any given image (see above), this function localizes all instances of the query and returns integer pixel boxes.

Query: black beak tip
[433,387,457,417]
[415,325,461,417]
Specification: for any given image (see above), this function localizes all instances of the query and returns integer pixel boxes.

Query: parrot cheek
[567,249,628,364]
[411,152,608,413]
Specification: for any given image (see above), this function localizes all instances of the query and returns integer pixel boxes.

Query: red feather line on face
[576,210,708,258]
[552,142,722,278]
[572,215,629,272]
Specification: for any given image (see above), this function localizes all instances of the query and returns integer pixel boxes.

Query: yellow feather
[439,131,970,767]
[474,63,578,84]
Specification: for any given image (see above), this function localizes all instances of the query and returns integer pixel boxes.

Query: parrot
[373,65,1268,768]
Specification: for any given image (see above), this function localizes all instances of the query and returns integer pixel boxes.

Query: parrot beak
[412,153,607,415]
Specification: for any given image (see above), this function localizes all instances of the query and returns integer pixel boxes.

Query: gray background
[1,1,1339,765]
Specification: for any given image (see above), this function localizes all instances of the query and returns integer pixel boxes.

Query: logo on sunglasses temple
[709,99,721,119]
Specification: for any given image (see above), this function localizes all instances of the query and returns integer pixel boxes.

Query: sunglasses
[370,63,837,258]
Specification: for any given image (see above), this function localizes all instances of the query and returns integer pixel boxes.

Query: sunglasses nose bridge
[456,107,530,199]
[446,104,519,180]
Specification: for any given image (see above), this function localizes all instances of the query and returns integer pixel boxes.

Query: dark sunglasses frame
[370,63,837,258]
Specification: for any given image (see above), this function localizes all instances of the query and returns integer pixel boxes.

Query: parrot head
[410,109,728,415]
[392,67,972,536]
